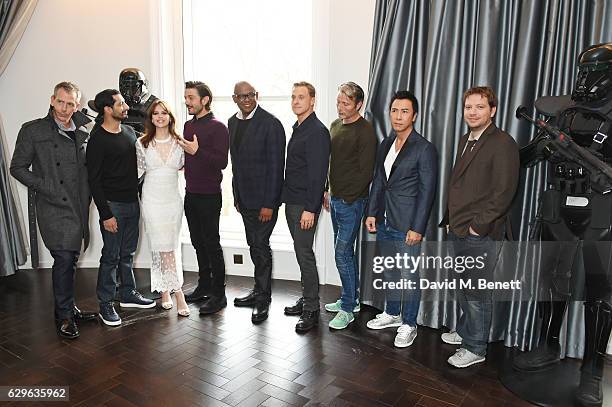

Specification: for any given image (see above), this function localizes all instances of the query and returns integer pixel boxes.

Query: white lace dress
[136,137,185,292]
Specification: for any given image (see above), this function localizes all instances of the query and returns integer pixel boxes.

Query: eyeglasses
[234,92,257,101]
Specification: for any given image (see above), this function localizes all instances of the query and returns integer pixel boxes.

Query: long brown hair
[141,100,180,148]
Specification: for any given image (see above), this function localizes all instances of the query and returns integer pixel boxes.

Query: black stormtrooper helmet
[572,42,612,102]
[119,68,151,106]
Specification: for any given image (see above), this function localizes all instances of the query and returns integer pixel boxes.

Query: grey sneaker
[441,331,462,345]
[394,325,417,348]
[366,312,402,330]
[447,348,485,368]
[324,299,360,313]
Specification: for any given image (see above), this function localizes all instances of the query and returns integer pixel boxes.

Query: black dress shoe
[199,296,227,315]
[252,302,270,323]
[295,310,319,333]
[185,285,211,303]
[284,297,304,316]
[56,319,79,339]
[234,290,259,307]
[73,305,98,321]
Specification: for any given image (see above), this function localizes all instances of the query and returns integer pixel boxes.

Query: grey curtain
[362,0,612,358]
[0,0,37,275]
[0,0,37,76]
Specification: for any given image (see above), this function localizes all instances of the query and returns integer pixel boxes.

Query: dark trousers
[241,207,278,303]
[97,201,139,305]
[184,192,226,298]
[50,250,79,320]
[286,204,320,311]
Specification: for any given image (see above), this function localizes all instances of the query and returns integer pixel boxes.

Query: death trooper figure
[118,68,157,133]
[514,43,612,407]
[88,68,157,134]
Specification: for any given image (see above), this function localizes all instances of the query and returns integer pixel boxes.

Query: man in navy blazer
[228,81,286,323]
[365,91,438,348]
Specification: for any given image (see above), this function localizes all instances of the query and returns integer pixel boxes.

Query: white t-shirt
[384,142,401,180]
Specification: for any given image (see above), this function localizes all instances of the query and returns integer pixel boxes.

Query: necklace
[154,136,172,144]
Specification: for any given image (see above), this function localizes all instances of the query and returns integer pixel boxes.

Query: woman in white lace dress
[136,100,189,316]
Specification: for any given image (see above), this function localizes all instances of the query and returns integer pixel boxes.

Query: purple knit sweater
[183,112,229,194]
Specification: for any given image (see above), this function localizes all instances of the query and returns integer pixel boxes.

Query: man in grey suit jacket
[11,82,97,339]
[365,91,438,348]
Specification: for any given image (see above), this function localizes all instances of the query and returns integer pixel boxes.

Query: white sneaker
[366,312,402,330]
[447,348,485,368]
[441,331,462,345]
[394,325,417,348]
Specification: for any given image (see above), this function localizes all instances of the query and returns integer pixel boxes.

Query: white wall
[0,0,156,270]
[0,0,375,285]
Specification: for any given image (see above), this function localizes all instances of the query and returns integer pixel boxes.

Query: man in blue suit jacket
[228,81,286,323]
[365,91,438,348]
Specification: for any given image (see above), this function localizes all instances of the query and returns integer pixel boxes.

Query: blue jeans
[330,196,366,313]
[377,221,421,326]
[97,201,139,305]
[448,231,499,356]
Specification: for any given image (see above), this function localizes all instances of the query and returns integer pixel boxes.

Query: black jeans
[184,192,226,298]
[241,207,278,304]
[49,250,79,320]
[285,204,320,311]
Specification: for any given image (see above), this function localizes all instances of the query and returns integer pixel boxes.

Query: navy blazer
[367,129,438,235]
[228,106,286,210]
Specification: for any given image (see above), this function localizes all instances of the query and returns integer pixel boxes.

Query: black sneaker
[119,290,156,309]
[99,303,122,326]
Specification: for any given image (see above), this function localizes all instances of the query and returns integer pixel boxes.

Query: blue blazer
[228,106,286,210]
[367,129,438,234]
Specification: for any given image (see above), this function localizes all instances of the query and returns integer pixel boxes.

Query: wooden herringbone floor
[0,268,599,406]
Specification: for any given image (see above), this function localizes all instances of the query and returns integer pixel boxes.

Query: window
[182,0,313,247]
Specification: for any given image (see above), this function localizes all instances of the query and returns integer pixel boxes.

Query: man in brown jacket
[439,86,519,368]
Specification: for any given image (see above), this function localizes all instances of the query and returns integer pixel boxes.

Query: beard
[112,111,127,122]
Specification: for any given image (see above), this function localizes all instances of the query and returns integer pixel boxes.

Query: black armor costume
[87,68,158,134]
[514,43,612,407]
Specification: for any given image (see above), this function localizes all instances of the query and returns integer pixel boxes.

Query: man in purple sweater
[178,81,230,315]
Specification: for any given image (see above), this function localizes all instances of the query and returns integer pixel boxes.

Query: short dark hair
[463,86,498,109]
[185,81,212,111]
[388,90,419,114]
[94,89,120,112]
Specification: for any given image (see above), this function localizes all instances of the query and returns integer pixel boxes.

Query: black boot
[284,297,304,316]
[513,300,567,371]
[574,301,612,407]
[295,310,319,333]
